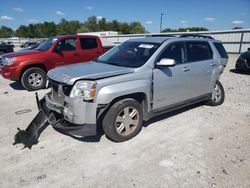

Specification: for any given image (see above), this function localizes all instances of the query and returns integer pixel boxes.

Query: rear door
[51,37,79,67]
[153,42,193,110]
[78,37,103,62]
[185,41,214,97]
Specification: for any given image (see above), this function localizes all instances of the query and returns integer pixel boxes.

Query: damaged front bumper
[14,87,99,148]
[39,93,97,137]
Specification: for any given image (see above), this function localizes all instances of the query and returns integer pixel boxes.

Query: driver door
[153,42,193,110]
[51,38,79,67]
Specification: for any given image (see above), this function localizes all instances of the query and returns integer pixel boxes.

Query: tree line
[0,16,211,38]
[0,16,146,38]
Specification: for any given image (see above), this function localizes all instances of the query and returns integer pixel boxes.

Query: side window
[55,38,76,51]
[80,38,98,49]
[186,41,213,62]
[214,42,228,58]
[158,42,186,64]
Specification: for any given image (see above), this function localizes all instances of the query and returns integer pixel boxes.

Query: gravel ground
[0,54,249,188]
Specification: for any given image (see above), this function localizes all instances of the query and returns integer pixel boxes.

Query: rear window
[186,41,213,62]
[214,42,228,58]
[80,38,98,49]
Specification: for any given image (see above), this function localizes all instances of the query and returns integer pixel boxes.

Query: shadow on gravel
[13,123,49,149]
[53,123,104,143]
[9,81,25,90]
[143,102,204,128]
[230,69,250,75]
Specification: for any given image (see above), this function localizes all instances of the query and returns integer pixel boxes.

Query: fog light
[63,106,73,122]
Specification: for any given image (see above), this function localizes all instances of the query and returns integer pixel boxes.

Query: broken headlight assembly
[70,80,97,101]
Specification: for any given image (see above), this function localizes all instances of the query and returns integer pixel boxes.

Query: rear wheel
[21,67,47,91]
[207,80,225,106]
[102,98,143,142]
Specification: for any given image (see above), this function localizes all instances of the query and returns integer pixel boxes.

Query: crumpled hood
[47,61,134,85]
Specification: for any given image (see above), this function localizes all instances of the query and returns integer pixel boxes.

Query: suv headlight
[2,57,16,66]
[70,80,97,100]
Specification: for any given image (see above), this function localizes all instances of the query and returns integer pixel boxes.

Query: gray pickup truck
[15,34,229,147]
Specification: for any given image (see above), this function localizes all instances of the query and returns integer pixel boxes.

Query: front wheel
[21,67,47,91]
[102,98,143,142]
[207,80,225,106]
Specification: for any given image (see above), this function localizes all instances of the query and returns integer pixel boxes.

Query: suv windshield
[97,41,160,68]
[36,37,58,51]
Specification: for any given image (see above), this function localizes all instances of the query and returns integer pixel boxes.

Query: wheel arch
[97,92,149,130]
[19,64,47,80]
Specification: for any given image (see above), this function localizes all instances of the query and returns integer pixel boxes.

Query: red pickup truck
[0,35,112,91]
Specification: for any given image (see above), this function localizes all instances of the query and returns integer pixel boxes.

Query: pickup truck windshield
[36,37,58,51]
[97,41,160,68]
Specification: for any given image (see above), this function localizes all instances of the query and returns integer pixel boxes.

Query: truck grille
[49,79,73,96]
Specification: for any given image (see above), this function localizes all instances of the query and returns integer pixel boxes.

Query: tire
[21,67,47,91]
[207,80,225,106]
[102,98,143,142]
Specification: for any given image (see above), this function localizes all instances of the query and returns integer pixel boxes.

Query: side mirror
[157,58,176,67]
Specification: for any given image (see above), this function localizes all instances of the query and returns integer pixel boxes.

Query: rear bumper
[38,95,97,137]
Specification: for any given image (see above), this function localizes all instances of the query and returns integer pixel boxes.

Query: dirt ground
[0,55,249,188]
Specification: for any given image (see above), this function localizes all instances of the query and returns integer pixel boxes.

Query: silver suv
[18,34,229,144]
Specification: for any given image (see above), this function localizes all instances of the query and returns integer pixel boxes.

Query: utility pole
[160,13,164,33]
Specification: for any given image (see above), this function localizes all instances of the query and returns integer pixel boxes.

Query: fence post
[239,31,244,53]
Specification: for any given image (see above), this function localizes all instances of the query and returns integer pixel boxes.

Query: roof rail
[179,34,214,39]
[146,34,177,37]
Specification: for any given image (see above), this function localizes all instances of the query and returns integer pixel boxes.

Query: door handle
[182,67,191,72]
[210,63,216,66]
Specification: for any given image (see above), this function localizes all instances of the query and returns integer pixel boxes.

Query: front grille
[49,78,73,96]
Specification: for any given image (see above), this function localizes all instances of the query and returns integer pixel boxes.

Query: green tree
[0,26,14,38]
[57,19,81,35]
[119,23,130,34]
[98,18,107,31]
[84,16,98,32]
[129,22,145,34]
[15,25,29,37]
[111,20,120,32]
[161,28,177,32]
[40,22,57,37]
[77,24,90,33]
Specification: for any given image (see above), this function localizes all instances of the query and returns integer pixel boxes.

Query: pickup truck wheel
[102,98,143,142]
[21,67,47,91]
[207,80,225,106]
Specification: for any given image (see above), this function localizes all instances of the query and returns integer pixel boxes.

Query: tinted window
[80,38,98,49]
[214,42,228,58]
[186,41,213,62]
[97,42,160,68]
[55,38,76,51]
[158,42,186,64]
